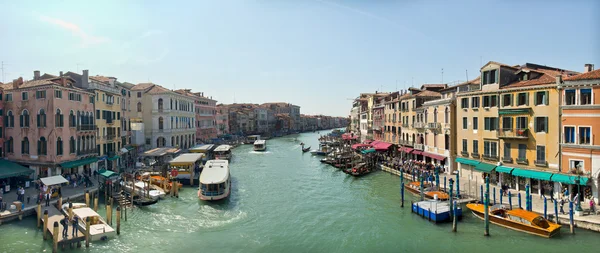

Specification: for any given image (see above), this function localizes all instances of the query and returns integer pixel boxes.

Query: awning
[98,169,119,178]
[0,159,34,179]
[499,109,531,115]
[361,148,376,154]
[107,155,120,161]
[398,147,414,153]
[511,168,553,181]
[495,166,514,174]
[373,141,393,151]
[40,175,68,186]
[120,148,129,153]
[474,163,497,173]
[170,153,204,166]
[550,174,589,186]
[422,152,446,161]
[455,157,480,166]
[412,150,423,155]
[60,157,97,169]
[352,144,371,150]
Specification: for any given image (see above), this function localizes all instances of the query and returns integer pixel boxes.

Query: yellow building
[89,76,123,171]
[398,87,441,159]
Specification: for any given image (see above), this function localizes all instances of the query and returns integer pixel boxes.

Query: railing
[461,151,469,157]
[399,139,411,146]
[106,134,117,140]
[427,122,441,131]
[482,154,499,161]
[77,148,98,156]
[471,152,480,159]
[414,144,424,150]
[516,158,528,165]
[77,125,96,131]
[414,122,426,129]
[498,128,528,139]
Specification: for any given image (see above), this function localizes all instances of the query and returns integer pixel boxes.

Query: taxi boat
[404,181,449,201]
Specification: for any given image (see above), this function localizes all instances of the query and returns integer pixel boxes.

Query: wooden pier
[37,205,85,249]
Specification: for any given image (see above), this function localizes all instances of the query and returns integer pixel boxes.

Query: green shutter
[525,93,529,105]
[544,91,549,105]
[534,117,538,132]
[544,117,548,133]
[495,70,500,83]
[510,94,514,106]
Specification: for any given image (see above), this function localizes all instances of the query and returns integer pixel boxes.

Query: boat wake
[249,151,272,154]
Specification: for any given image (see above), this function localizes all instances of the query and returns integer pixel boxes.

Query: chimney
[82,70,89,88]
[34,70,40,80]
[13,77,23,89]
[584,64,595,73]
[59,71,63,77]
[556,75,563,85]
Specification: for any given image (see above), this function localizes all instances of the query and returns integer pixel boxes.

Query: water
[1,130,599,252]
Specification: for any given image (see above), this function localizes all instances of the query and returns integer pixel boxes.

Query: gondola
[302,146,311,152]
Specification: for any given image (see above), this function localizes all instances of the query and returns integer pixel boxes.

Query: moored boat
[214,145,233,161]
[466,203,561,238]
[412,200,462,223]
[404,182,449,201]
[72,207,116,241]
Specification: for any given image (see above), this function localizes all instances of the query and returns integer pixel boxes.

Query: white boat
[253,140,267,151]
[198,160,231,201]
[120,181,165,200]
[214,145,232,161]
[72,207,116,241]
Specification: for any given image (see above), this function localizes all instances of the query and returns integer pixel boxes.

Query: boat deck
[37,205,85,245]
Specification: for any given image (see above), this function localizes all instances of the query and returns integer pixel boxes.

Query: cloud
[115,30,169,65]
[39,15,110,47]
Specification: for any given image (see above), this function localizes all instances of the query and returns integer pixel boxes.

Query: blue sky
[0,0,598,117]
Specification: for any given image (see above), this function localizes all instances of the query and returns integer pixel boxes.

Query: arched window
[444,107,449,124]
[433,108,438,123]
[158,117,164,130]
[37,109,47,127]
[56,137,63,156]
[137,102,142,112]
[70,137,76,154]
[21,137,29,154]
[20,110,30,127]
[158,98,164,110]
[424,110,428,123]
[37,137,47,155]
[69,110,75,127]
[7,137,13,153]
[77,111,81,126]
[6,110,14,127]
[55,109,64,127]
[171,136,174,146]
[170,98,173,109]
[156,137,165,147]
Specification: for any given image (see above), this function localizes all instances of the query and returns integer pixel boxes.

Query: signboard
[171,169,178,177]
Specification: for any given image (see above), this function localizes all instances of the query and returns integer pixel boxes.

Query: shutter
[495,70,499,83]
[534,117,538,133]
[510,94,514,106]
[544,117,548,133]
[544,91,549,105]
[525,93,529,105]
[20,115,23,127]
[4,116,7,127]
[37,114,40,127]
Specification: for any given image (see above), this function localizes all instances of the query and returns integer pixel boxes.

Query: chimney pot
[556,75,563,84]
[584,64,595,73]
[34,70,40,80]
[59,71,63,77]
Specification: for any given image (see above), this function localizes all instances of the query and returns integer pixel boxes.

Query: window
[581,89,592,105]
[518,144,527,160]
[444,107,449,123]
[483,96,490,107]
[473,140,479,154]
[517,93,528,106]
[461,98,469,109]
[502,117,512,130]
[22,92,28,101]
[21,137,29,154]
[491,95,498,107]
[472,97,480,108]
[37,109,46,127]
[535,91,548,106]
[159,117,164,130]
[20,110,30,127]
[534,117,548,133]
[565,90,576,105]
[55,90,62,98]
[504,143,511,159]
[37,137,47,155]
[36,90,46,99]
[484,117,498,131]
[96,110,100,119]
[137,102,142,112]
[69,111,76,127]
[6,93,12,101]
[70,137,76,154]
[502,94,512,107]
[137,92,142,98]
[5,111,14,128]
[473,117,478,130]
[7,137,13,153]
[158,98,164,110]
[56,137,63,156]
[90,95,95,104]
[145,138,151,145]
[516,117,527,130]
[483,141,498,158]
[579,127,591,144]
[564,126,575,143]
[536,146,546,163]
[462,139,467,153]
[482,69,498,85]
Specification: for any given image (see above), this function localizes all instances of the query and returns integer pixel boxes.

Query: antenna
[441,68,444,83]
[466,70,469,82]
[76,63,83,73]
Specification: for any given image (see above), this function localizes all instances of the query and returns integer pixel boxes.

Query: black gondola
[302,146,311,152]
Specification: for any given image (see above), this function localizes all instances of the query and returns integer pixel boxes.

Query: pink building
[2,72,97,178]
[216,104,229,135]
[177,90,217,143]
[0,85,4,156]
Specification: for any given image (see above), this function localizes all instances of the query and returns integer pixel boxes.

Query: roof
[254,140,266,145]
[189,144,215,153]
[40,175,69,186]
[141,147,180,157]
[0,159,34,179]
[564,69,600,81]
[415,90,441,97]
[214,145,232,152]
[89,75,113,83]
[72,207,101,219]
[482,61,520,70]
[147,84,171,94]
[200,160,230,184]
[441,76,481,91]
[421,84,447,89]
[170,153,204,166]
[131,83,155,91]
[502,68,566,89]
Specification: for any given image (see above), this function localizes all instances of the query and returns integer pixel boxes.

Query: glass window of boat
[532,217,550,229]
[507,214,531,226]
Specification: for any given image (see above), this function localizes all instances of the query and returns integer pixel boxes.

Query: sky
[0,0,598,117]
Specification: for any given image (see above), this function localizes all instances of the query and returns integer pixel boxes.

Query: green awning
[455,157,480,166]
[98,169,118,178]
[0,159,34,179]
[361,148,376,154]
[126,146,135,151]
[474,163,497,173]
[550,174,589,186]
[60,157,98,169]
[107,155,120,161]
[495,166,514,174]
[511,168,553,181]
[498,109,531,115]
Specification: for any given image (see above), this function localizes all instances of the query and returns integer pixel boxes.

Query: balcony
[398,139,411,146]
[414,122,426,129]
[402,123,409,128]
[77,148,98,156]
[77,125,96,131]
[471,152,480,159]
[414,143,424,150]
[502,157,513,163]
[498,128,529,139]
[427,122,441,132]
[482,154,499,161]
[516,158,528,165]
[461,151,469,157]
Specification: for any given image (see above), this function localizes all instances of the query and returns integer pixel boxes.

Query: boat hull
[467,204,561,238]
[412,201,463,223]
[253,147,266,151]
[198,186,231,201]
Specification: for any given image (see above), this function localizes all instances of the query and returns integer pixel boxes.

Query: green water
[1,130,599,253]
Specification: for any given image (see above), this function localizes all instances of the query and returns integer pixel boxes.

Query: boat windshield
[201,182,227,196]
[532,217,550,229]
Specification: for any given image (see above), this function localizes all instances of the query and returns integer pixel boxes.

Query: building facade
[216,104,230,136]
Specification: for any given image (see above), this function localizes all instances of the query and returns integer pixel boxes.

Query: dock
[37,205,85,248]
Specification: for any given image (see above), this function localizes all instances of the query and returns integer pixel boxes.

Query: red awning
[373,141,393,151]
[364,140,374,144]
[342,133,358,140]
[352,143,372,150]
[412,150,423,155]
[399,147,414,153]
[423,152,447,161]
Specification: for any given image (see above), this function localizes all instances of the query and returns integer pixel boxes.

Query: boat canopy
[254,140,266,145]
[40,175,68,186]
[214,145,232,152]
[189,144,215,153]
[200,160,230,184]
[141,147,180,157]
[72,207,100,219]
[170,153,205,166]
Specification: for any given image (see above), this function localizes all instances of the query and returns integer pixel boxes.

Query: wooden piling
[452,200,457,232]
[94,194,98,212]
[43,210,49,240]
[52,221,59,253]
[493,187,496,205]
[508,192,512,210]
[428,208,431,221]
[85,217,90,248]
[518,193,522,209]
[554,199,559,224]
[484,176,490,236]
[543,196,547,219]
[85,190,90,207]
[401,182,405,208]
[68,202,73,221]
[569,201,575,234]
[124,204,127,221]
[57,196,62,210]
[37,202,42,228]
[116,207,121,235]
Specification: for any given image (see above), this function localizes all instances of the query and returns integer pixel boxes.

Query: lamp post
[575,176,583,212]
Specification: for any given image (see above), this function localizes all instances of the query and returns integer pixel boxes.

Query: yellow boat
[466,203,561,238]
[404,181,450,201]
[147,175,182,193]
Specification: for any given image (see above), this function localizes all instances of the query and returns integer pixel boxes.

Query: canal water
[1,130,599,252]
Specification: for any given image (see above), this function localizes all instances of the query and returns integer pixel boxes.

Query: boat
[343,163,371,176]
[253,140,267,151]
[466,203,561,238]
[412,200,462,223]
[214,145,233,161]
[72,207,116,241]
[198,160,231,201]
[188,144,216,161]
[302,146,311,153]
[244,135,261,144]
[120,180,165,201]
[404,182,450,201]
[148,175,182,193]
[310,144,330,156]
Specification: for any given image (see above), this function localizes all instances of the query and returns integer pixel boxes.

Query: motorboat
[198,160,231,201]
[72,207,116,241]
[120,181,165,201]
[412,200,463,223]
[404,182,449,201]
[253,140,267,151]
[214,145,233,161]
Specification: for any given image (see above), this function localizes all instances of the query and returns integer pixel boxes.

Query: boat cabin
[169,153,205,186]
[199,160,231,201]
[247,135,261,142]
[214,145,233,161]
[189,144,216,161]
[253,140,267,151]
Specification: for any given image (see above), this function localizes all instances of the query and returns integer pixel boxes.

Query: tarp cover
[40,175,68,186]
[170,153,205,166]
[372,141,393,151]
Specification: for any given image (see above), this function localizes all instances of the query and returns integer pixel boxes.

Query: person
[559,198,566,214]
[590,199,596,214]
[45,191,50,207]
[549,184,555,201]
[564,188,569,199]
[0,196,3,211]
[540,186,545,199]
[61,216,69,238]
[72,215,79,237]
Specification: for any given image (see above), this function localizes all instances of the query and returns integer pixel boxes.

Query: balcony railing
[427,122,441,132]
[482,154,499,161]
[414,122,426,129]
[502,157,513,163]
[461,151,469,157]
[498,128,528,139]
[77,125,96,131]
[398,139,411,146]
[471,152,480,159]
[77,148,98,156]
[414,144,424,150]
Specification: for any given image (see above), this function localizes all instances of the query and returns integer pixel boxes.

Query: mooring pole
[484,176,490,236]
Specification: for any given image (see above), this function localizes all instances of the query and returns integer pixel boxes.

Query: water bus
[198,160,231,201]
[253,140,267,151]
[214,145,233,161]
